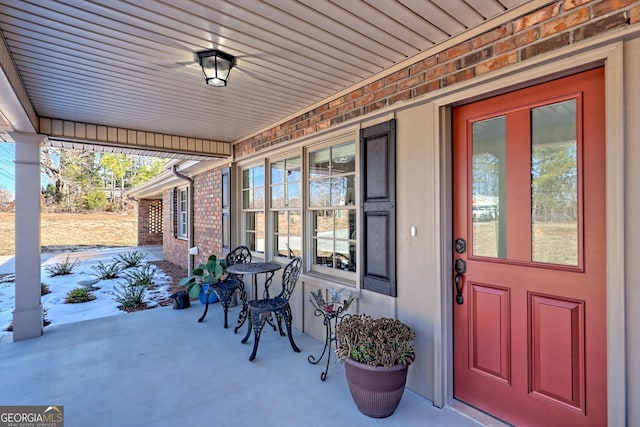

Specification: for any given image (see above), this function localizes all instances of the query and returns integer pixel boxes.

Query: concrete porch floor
[0,299,496,427]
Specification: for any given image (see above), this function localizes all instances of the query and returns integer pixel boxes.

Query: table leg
[233,275,248,334]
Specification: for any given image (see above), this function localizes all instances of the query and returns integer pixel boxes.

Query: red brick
[439,41,473,62]
[414,80,440,97]
[389,90,411,105]
[495,28,539,54]
[572,12,628,42]
[398,74,425,91]
[354,93,376,108]
[374,85,397,101]
[409,56,437,74]
[521,32,571,60]
[363,79,384,93]
[632,5,640,23]
[514,3,561,33]
[541,8,590,37]
[476,52,518,76]
[473,24,513,49]
[329,96,346,108]
[592,0,637,15]
[426,62,456,80]
[385,69,410,84]
[443,68,475,87]
[563,0,591,12]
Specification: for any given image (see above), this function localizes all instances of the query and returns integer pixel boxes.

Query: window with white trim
[242,165,265,254]
[177,187,188,239]
[271,156,302,259]
[308,141,357,275]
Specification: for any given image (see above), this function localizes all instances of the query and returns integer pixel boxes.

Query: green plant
[90,261,123,279]
[113,274,150,309]
[115,251,147,268]
[335,314,415,368]
[120,264,156,287]
[179,254,227,299]
[65,287,97,304]
[45,255,80,277]
[41,282,51,296]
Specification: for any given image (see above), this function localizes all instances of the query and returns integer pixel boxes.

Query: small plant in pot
[335,314,416,418]
[178,254,227,304]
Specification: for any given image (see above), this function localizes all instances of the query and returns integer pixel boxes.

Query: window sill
[300,270,357,289]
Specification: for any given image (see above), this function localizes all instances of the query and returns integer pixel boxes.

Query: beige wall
[624,37,640,424]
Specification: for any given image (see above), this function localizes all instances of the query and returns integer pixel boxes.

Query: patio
[0,299,495,427]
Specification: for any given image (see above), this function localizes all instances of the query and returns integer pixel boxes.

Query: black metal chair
[198,246,251,328]
[241,257,302,361]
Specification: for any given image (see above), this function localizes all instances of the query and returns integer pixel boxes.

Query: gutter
[172,165,195,276]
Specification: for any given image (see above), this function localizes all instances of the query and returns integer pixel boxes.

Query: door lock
[454,259,466,305]
[455,238,466,254]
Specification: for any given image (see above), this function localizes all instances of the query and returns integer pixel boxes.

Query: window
[271,156,302,259]
[242,165,265,253]
[177,187,188,238]
[308,141,357,275]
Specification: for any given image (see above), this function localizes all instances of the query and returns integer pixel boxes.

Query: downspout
[172,165,195,276]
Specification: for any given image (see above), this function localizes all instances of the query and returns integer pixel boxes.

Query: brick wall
[137,198,163,245]
[162,165,229,269]
[163,189,188,267]
[234,0,640,160]
[192,166,226,266]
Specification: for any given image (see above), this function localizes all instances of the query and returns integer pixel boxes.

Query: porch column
[10,132,44,341]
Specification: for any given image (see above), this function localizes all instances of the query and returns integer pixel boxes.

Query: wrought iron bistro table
[308,288,357,381]
[226,261,282,334]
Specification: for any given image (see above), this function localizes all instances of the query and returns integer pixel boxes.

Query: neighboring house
[126,3,640,426]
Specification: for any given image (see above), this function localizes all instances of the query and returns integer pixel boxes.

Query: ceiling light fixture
[197,49,235,87]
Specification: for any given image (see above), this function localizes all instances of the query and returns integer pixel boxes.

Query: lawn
[0,211,138,256]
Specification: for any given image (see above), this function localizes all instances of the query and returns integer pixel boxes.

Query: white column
[10,132,44,341]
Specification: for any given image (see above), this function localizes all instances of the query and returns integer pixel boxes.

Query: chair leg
[282,305,300,353]
[197,289,214,323]
[274,312,285,336]
[248,311,266,361]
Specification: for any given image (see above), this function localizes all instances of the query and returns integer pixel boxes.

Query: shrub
[113,266,156,309]
[41,282,51,296]
[90,261,123,280]
[121,264,156,287]
[65,287,96,304]
[115,251,147,269]
[45,255,80,277]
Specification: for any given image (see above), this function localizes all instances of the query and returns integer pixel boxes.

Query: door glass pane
[472,116,506,258]
[531,100,578,266]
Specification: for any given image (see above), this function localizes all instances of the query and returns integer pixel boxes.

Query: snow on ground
[0,247,173,340]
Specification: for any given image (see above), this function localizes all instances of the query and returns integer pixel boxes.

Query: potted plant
[178,254,227,304]
[335,314,415,418]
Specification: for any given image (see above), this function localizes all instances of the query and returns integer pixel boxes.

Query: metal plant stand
[307,288,357,381]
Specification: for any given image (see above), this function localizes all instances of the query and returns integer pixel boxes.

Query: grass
[0,212,137,256]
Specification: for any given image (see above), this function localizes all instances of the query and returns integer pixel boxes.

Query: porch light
[197,49,235,87]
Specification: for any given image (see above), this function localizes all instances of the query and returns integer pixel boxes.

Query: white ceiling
[0,0,530,145]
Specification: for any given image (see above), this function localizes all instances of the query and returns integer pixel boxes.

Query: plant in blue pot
[178,254,227,304]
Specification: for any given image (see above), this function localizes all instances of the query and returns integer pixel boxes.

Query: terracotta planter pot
[344,358,409,418]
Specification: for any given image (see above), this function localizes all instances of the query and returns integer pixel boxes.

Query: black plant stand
[307,289,356,381]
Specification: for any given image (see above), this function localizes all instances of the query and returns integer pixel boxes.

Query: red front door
[452,68,606,426]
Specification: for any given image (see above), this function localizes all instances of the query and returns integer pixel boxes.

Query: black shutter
[360,119,397,296]
[221,167,231,252]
